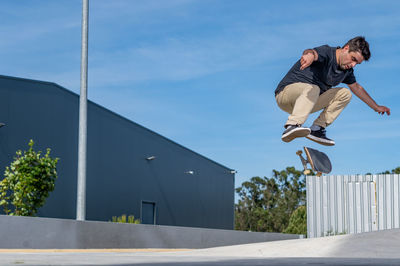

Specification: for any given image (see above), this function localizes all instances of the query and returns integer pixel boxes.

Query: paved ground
[2,252,400,266]
[1,229,400,265]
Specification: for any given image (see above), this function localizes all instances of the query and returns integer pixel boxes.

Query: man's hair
[343,36,371,61]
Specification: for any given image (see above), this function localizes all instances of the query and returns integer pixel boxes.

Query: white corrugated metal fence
[307,174,400,238]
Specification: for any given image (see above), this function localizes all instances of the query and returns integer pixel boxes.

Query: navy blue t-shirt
[275,45,356,96]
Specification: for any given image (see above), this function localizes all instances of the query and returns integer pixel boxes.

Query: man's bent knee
[338,87,352,103]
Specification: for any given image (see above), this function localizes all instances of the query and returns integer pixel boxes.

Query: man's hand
[375,105,391,115]
[300,49,317,70]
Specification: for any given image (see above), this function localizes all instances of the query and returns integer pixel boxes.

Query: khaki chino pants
[275,82,352,128]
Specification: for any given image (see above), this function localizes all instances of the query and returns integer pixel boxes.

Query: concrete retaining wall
[0,215,300,249]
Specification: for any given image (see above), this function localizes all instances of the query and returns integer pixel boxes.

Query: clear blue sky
[1,1,399,190]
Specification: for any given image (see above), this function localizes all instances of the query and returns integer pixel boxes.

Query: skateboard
[296,147,332,176]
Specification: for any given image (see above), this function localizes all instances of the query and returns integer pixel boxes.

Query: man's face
[338,45,364,70]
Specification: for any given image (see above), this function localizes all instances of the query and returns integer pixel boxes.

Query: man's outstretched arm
[348,82,391,115]
[300,49,318,70]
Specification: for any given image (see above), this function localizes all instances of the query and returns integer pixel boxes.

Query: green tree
[378,167,400,175]
[235,167,306,233]
[0,140,59,216]
[284,205,307,235]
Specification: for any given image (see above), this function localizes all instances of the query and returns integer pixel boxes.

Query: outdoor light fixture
[146,156,156,161]
[230,170,237,174]
[185,171,194,175]
[0,123,5,128]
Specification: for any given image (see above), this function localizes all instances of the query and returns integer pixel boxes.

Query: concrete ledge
[0,215,300,249]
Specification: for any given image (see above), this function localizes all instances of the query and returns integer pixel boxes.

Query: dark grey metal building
[0,75,235,230]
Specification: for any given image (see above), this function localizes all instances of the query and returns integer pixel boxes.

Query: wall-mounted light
[230,170,237,174]
[185,171,194,175]
[146,156,156,161]
[0,123,5,128]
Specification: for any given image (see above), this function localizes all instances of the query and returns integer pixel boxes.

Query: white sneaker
[281,125,311,143]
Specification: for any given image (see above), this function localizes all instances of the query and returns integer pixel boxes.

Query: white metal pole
[76,0,89,221]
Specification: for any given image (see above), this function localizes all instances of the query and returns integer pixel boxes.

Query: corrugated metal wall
[307,174,400,238]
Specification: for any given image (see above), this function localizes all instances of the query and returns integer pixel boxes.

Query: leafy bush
[235,167,306,232]
[111,214,140,224]
[283,205,307,236]
[0,140,59,216]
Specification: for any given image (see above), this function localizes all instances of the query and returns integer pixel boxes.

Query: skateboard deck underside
[304,147,332,174]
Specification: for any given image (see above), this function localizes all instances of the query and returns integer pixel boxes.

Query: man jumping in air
[275,36,390,146]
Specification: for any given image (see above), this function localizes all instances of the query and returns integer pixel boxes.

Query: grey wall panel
[0,76,79,219]
[0,215,300,249]
[0,75,234,229]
